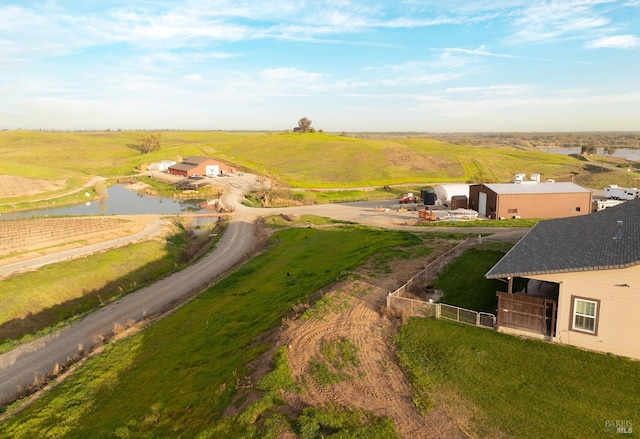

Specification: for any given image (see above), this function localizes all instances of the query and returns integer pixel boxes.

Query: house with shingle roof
[485,198,640,359]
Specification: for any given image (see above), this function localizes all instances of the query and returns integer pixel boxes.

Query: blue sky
[1,0,639,132]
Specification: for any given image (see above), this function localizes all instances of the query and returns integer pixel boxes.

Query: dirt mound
[280,279,464,438]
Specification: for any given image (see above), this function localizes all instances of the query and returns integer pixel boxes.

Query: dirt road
[0,216,255,405]
[0,173,526,435]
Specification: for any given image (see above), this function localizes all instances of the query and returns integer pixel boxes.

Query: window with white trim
[572,297,598,334]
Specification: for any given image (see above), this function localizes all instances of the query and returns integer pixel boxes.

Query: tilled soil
[0,175,64,198]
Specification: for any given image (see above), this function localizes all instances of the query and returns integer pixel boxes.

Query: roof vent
[614,220,623,240]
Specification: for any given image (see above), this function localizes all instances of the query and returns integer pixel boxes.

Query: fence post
[436,303,441,319]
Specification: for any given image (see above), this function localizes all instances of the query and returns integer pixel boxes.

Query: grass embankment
[0,220,218,352]
[395,318,640,438]
[1,226,440,437]
[419,218,539,228]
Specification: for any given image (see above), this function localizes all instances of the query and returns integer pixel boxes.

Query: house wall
[469,185,591,219]
[528,266,640,359]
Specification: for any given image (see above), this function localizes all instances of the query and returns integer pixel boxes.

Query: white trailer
[593,199,624,212]
[604,185,638,200]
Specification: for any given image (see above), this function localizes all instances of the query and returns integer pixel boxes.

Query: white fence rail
[387,237,497,329]
[438,303,496,329]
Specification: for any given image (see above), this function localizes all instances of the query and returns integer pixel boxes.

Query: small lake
[1,185,210,219]
[540,147,640,161]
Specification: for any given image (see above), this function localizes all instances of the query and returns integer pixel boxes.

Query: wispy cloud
[511,0,614,43]
[445,84,533,96]
[442,47,555,62]
[587,34,640,48]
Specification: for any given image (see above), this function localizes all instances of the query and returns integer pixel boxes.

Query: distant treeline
[427,132,640,149]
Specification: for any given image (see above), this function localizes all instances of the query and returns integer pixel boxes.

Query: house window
[507,208,518,214]
[570,296,599,335]
[572,207,581,212]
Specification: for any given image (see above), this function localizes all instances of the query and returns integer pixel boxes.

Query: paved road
[0,175,526,406]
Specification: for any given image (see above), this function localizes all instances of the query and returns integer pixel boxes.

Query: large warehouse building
[469,178,592,219]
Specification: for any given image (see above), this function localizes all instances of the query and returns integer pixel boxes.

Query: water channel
[1,184,209,220]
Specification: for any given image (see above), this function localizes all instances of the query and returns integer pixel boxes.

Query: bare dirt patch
[0,175,65,198]
[231,227,466,438]
[280,280,464,438]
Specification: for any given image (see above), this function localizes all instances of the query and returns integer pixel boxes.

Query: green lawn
[1,226,438,438]
[432,247,508,313]
[395,318,640,439]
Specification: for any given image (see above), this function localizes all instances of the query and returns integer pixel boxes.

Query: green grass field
[395,318,640,439]
[0,130,613,193]
[1,226,438,437]
[0,221,218,353]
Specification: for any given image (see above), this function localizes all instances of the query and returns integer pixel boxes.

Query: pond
[1,184,210,219]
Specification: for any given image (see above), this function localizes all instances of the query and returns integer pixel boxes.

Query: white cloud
[512,0,614,43]
[259,67,326,83]
[445,84,533,96]
[587,34,640,48]
[185,74,202,81]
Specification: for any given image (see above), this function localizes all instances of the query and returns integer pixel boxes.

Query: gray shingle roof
[485,198,640,279]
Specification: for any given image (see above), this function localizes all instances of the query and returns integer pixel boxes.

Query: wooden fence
[496,292,556,337]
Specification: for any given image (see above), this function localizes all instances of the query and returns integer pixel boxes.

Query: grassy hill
[2,130,640,211]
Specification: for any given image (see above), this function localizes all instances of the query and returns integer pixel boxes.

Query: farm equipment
[418,209,436,222]
[399,192,420,204]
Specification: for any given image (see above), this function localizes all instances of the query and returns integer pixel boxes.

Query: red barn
[167,156,234,177]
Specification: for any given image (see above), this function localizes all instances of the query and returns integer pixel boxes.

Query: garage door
[478,192,487,217]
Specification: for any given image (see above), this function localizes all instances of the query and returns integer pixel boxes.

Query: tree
[580,145,596,155]
[297,117,312,133]
[135,133,162,154]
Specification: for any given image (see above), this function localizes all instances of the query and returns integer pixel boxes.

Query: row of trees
[432,132,640,149]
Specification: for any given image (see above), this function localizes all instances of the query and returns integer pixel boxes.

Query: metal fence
[439,303,496,329]
[402,237,478,297]
[386,294,495,329]
[387,237,497,329]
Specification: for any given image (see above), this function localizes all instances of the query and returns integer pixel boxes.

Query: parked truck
[604,185,639,200]
[399,192,420,204]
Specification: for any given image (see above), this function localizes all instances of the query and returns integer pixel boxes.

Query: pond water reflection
[2,185,208,219]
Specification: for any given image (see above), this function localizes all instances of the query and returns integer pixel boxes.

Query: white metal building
[433,184,471,205]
